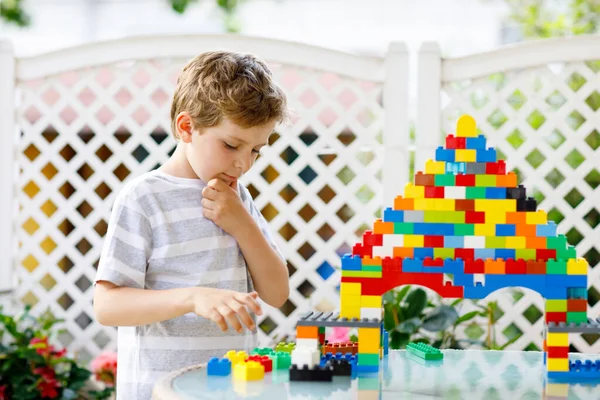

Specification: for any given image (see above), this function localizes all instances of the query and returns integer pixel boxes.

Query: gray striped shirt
[95,170,284,400]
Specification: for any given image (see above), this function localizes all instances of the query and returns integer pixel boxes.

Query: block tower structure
[295,114,594,380]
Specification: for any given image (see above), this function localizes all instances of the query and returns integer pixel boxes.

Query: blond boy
[94,51,290,399]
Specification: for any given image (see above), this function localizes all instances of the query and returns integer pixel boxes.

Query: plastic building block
[289,364,333,382]
[270,352,292,370]
[297,311,380,328]
[233,361,264,381]
[325,359,352,376]
[291,347,320,368]
[246,355,272,372]
[224,350,249,365]
[406,342,443,361]
[275,342,296,353]
[547,319,600,333]
[548,360,600,381]
[207,357,231,376]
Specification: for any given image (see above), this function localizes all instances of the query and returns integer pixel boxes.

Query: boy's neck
[158,144,199,180]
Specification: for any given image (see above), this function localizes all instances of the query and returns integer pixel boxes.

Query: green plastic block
[270,351,292,369]
[424,211,444,223]
[546,259,567,275]
[546,300,567,312]
[454,223,474,236]
[567,312,587,324]
[516,249,536,260]
[557,246,577,260]
[475,174,496,187]
[486,236,505,248]
[445,211,465,224]
[275,342,295,354]
[357,353,380,365]
[342,270,382,278]
[362,266,383,272]
[435,174,455,186]
[406,342,443,361]
[251,347,275,356]
[466,187,486,199]
[394,222,414,234]
[434,248,454,259]
[547,235,568,250]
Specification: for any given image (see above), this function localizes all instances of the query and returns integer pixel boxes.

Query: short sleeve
[238,183,287,264]
[95,186,152,289]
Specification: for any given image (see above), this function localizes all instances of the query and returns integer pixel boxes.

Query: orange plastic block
[526,260,546,274]
[526,236,547,249]
[484,258,505,274]
[363,256,382,266]
[296,326,319,339]
[394,196,414,210]
[374,220,394,234]
[516,224,537,237]
[393,247,414,258]
[567,299,587,312]
[506,212,525,224]
[502,172,518,187]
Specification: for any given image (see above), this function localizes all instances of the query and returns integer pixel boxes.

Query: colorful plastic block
[406,342,443,361]
[207,357,231,376]
[289,364,333,382]
[233,361,264,381]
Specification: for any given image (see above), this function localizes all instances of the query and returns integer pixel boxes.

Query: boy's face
[182,116,276,185]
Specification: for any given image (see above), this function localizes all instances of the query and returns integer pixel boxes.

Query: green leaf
[389,330,409,349]
[395,317,421,334]
[382,291,395,304]
[451,298,464,307]
[422,305,459,332]
[383,304,396,332]
[395,285,411,303]
[455,310,479,325]
[403,288,427,319]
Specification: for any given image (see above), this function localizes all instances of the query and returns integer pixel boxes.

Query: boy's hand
[201,178,252,237]
[191,288,263,333]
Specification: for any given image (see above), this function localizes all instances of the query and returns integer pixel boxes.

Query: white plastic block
[295,338,319,349]
[383,234,404,247]
[291,347,320,368]
[445,186,466,199]
[464,235,485,249]
[360,307,382,319]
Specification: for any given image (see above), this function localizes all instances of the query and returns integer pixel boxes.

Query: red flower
[33,367,56,380]
[37,379,59,399]
[0,385,8,400]
[29,337,50,356]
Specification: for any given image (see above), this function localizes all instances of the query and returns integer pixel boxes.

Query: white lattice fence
[0,36,409,361]
[416,37,600,353]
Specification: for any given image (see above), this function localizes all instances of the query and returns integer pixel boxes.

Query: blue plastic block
[355,365,379,373]
[341,255,362,271]
[486,274,546,290]
[548,360,600,382]
[433,223,454,236]
[495,224,516,236]
[446,162,466,174]
[466,135,486,150]
[568,287,588,300]
[383,208,404,223]
[414,247,434,259]
[495,249,515,260]
[546,275,587,288]
[436,147,455,162]
[403,258,423,272]
[464,282,493,299]
[474,248,495,259]
[443,259,464,274]
[486,187,506,199]
[453,271,474,287]
[545,287,568,299]
[444,236,464,248]
[537,222,557,237]
[383,330,389,356]
[476,148,496,162]
[207,357,232,376]
[413,223,435,235]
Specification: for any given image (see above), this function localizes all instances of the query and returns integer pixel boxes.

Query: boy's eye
[224,142,238,150]
[252,149,261,154]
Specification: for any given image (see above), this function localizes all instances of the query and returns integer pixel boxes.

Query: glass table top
[169,349,600,399]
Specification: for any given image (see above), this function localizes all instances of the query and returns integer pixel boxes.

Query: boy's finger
[201,186,217,200]
[237,293,262,316]
[210,310,228,332]
[218,305,242,333]
[229,300,254,331]
[208,179,227,192]
[229,179,238,193]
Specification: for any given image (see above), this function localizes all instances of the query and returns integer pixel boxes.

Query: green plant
[0,305,113,400]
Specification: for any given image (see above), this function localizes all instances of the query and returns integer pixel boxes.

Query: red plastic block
[414,172,435,186]
[425,186,445,198]
[536,249,556,261]
[363,231,383,247]
[446,134,466,149]
[547,346,569,359]
[506,259,527,274]
[526,260,546,274]
[246,355,272,372]
[424,236,444,248]
[464,259,485,274]
[435,282,465,298]
[456,174,475,186]
[546,312,567,324]
[423,257,444,267]
[455,248,474,261]
[352,243,372,257]
[382,257,402,271]
[485,160,506,175]
[567,300,587,312]
[465,211,485,224]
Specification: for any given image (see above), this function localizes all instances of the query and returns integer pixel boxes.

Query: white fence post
[0,40,16,311]
[383,42,409,207]
[416,41,442,171]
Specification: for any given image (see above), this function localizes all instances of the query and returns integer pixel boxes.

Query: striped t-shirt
[95,169,285,400]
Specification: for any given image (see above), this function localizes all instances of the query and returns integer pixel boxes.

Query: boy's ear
[176,112,193,143]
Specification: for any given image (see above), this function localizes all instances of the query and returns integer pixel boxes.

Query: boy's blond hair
[170,51,287,138]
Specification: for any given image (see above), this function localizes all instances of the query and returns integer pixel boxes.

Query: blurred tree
[0,0,242,32]
[502,0,600,38]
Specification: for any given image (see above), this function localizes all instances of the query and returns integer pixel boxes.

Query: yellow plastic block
[358,327,380,344]
[505,236,526,249]
[485,211,506,224]
[340,282,361,295]
[340,304,361,319]
[456,115,477,138]
[435,199,455,211]
[526,210,547,225]
[413,198,429,211]
[545,383,569,397]
[358,340,380,354]
[475,199,516,213]
[405,183,425,198]
[547,333,569,347]
[567,258,588,275]
[404,235,424,248]
[361,295,382,308]
[474,224,495,236]
[343,295,361,307]
[234,361,265,380]
[225,350,249,365]
[547,358,570,372]
[425,159,445,175]
[455,149,476,162]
